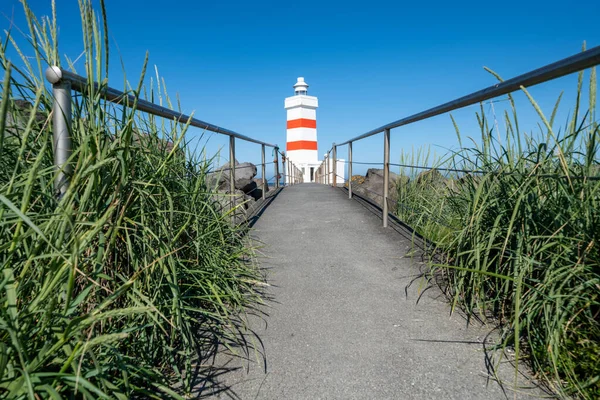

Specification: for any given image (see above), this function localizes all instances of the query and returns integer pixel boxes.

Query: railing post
[261,144,266,200]
[348,141,353,199]
[324,156,327,185]
[229,135,236,221]
[332,144,337,188]
[326,152,330,186]
[383,128,390,228]
[329,151,332,186]
[275,149,280,188]
[46,66,72,198]
[282,155,286,187]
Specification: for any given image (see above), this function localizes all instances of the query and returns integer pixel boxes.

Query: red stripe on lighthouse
[287,118,317,129]
[287,140,318,151]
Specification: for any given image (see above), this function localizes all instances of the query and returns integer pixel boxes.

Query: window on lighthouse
[297,90,307,95]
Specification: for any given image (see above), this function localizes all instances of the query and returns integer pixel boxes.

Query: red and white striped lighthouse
[284,77,319,182]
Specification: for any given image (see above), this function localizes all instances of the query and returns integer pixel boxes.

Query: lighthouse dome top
[293,77,309,95]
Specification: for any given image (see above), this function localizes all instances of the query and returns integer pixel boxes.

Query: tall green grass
[395,147,458,243]
[0,1,261,397]
[396,64,599,398]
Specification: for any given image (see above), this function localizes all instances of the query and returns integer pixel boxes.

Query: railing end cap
[45,66,62,84]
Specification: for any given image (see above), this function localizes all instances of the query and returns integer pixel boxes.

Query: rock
[416,169,445,186]
[458,173,481,187]
[444,178,458,192]
[243,194,254,205]
[211,189,248,219]
[365,168,399,183]
[206,162,266,221]
[237,179,256,194]
[253,178,269,193]
[207,162,258,195]
[252,188,263,200]
[397,175,410,186]
[345,175,365,188]
[206,170,226,190]
[5,99,46,134]
[223,162,257,183]
[351,168,407,207]
[130,130,175,153]
[240,180,262,200]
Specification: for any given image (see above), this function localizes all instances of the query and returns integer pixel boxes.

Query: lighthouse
[284,77,320,183]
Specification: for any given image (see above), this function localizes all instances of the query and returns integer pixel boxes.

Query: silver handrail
[45,67,276,147]
[324,46,600,227]
[337,46,600,146]
[45,66,280,208]
[278,151,303,186]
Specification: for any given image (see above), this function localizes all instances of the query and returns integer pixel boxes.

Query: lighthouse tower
[284,77,320,183]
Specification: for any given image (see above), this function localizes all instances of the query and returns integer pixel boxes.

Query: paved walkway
[208,184,542,399]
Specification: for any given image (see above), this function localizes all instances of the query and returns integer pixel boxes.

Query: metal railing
[281,151,304,186]
[318,46,600,227]
[45,66,303,215]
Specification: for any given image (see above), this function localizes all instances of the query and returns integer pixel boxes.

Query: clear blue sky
[3,0,599,177]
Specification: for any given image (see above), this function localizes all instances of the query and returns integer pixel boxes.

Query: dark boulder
[207,162,267,212]
[253,178,269,193]
[351,168,407,208]
[5,99,46,134]
[226,162,257,184]
[416,169,445,186]
[211,189,248,220]
[240,180,262,200]
[207,162,258,194]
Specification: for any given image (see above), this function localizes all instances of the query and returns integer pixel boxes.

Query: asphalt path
[206,183,543,399]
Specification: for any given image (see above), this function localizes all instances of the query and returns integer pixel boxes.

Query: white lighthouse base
[286,161,321,184]
[285,159,346,185]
